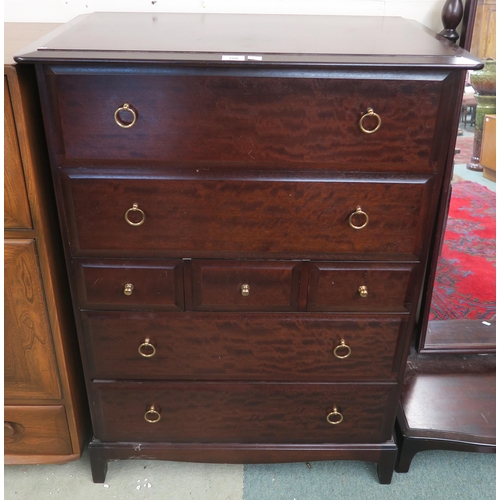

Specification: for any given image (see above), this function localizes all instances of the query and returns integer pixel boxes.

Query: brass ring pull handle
[123,283,134,296]
[349,207,369,230]
[125,203,146,226]
[144,404,161,423]
[114,103,137,128]
[241,284,250,297]
[326,406,344,425]
[358,285,368,298]
[359,107,382,134]
[333,339,352,359]
[138,338,156,358]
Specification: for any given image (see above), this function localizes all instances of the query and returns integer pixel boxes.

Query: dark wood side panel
[82,311,407,381]
[47,67,444,171]
[91,381,398,444]
[61,173,434,259]
[4,240,61,400]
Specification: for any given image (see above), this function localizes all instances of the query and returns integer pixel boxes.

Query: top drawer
[43,67,443,172]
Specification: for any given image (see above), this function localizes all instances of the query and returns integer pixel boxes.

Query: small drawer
[308,262,418,312]
[92,381,398,444]
[62,172,433,259]
[4,406,72,456]
[82,311,407,381]
[192,260,301,311]
[48,68,443,173]
[74,259,184,310]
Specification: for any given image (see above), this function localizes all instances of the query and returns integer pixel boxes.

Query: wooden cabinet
[481,114,496,181]
[14,13,481,482]
[4,24,87,464]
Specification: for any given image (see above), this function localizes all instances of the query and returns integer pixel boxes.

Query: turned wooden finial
[439,0,464,43]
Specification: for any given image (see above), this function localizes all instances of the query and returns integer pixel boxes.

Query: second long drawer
[82,311,409,381]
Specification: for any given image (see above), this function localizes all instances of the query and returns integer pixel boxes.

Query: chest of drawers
[15,12,481,484]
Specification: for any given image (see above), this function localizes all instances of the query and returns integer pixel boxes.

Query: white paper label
[248,55,263,61]
[222,55,245,61]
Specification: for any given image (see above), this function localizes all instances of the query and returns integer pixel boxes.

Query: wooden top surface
[13,12,482,69]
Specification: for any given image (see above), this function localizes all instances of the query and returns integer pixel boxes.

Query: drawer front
[62,173,433,258]
[92,381,398,444]
[308,262,418,312]
[192,260,301,311]
[82,311,407,381]
[74,259,184,310]
[4,406,72,456]
[48,69,442,171]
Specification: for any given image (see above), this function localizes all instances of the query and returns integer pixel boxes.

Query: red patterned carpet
[429,180,496,320]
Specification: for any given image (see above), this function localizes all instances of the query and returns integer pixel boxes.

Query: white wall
[5,0,446,33]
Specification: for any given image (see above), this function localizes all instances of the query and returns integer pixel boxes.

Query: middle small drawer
[191,260,302,312]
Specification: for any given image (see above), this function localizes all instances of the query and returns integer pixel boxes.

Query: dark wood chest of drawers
[15,12,481,484]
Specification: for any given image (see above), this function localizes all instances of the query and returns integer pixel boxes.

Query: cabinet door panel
[4,240,61,400]
[4,79,32,230]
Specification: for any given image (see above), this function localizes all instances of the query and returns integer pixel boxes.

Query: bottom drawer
[92,382,398,444]
[4,406,72,456]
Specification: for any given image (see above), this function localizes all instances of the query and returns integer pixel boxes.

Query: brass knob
[349,207,369,230]
[326,406,343,425]
[240,284,250,297]
[123,283,134,296]
[333,339,352,359]
[358,285,368,298]
[114,103,137,128]
[124,203,145,226]
[144,404,161,423]
[138,338,156,358]
[359,107,382,134]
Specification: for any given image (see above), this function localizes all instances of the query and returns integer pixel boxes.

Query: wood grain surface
[4,405,72,456]
[192,260,302,311]
[91,380,398,444]
[4,240,61,400]
[82,311,407,381]
[74,259,184,311]
[4,79,32,229]
[49,70,443,170]
[62,173,433,259]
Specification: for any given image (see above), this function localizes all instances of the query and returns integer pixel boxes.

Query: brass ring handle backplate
[326,406,344,425]
[144,404,161,423]
[359,107,382,134]
[241,284,250,297]
[124,283,134,296]
[114,103,137,128]
[333,339,352,359]
[138,338,156,358]
[349,207,369,230]
[358,285,368,298]
[125,203,146,226]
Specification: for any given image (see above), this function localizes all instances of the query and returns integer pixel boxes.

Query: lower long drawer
[91,381,399,444]
[82,312,408,381]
